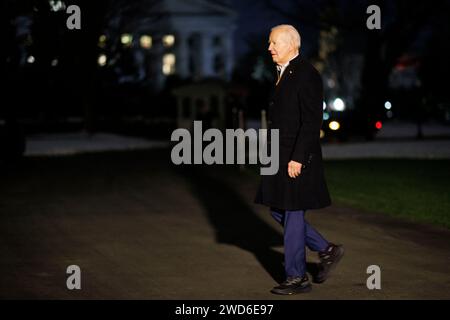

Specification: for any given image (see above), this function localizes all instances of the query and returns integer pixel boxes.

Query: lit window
[162,34,175,47]
[162,54,176,75]
[121,34,133,47]
[98,35,107,48]
[140,35,152,49]
[98,54,107,67]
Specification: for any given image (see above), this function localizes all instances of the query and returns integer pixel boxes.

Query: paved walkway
[1,149,449,299]
[24,129,450,160]
[24,132,168,157]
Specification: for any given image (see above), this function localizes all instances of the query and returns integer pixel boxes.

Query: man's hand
[288,160,302,178]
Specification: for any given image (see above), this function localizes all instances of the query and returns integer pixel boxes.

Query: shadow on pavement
[177,165,321,284]
[177,165,285,283]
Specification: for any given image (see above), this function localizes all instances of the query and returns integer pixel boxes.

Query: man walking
[255,25,344,295]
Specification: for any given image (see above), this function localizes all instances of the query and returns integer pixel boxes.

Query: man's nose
[268,43,273,51]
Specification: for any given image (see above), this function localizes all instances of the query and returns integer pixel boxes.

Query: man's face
[268,29,295,65]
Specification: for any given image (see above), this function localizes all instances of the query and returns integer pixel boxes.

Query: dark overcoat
[254,55,331,211]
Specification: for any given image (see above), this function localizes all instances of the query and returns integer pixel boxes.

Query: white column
[176,33,189,78]
[224,34,234,81]
[201,33,214,78]
[156,52,164,90]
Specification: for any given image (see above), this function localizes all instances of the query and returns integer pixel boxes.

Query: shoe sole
[315,246,345,284]
[270,284,312,295]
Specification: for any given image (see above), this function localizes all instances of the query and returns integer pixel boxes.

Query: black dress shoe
[270,275,312,295]
[315,243,344,283]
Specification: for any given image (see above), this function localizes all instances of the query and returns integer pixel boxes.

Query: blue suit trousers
[271,208,329,277]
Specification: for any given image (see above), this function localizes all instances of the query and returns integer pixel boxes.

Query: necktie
[276,65,282,86]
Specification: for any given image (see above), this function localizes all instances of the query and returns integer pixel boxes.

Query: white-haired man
[255,25,344,295]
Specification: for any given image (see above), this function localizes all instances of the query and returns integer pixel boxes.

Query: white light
[98,35,107,48]
[51,59,58,66]
[385,101,392,110]
[162,53,176,75]
[49,0,66,12]
[98,54,107,67]
[162,34,175,47]
[27,56,35,64]
[140,35,152,49]
[323,101,327,110]
[329,121,340,131]
[327,79,335,88]
[121,34,133,46]
[332,98,345,111]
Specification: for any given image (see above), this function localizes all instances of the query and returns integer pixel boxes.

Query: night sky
[230,0,374,57]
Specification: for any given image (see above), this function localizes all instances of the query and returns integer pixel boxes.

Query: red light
[375,121,382,130]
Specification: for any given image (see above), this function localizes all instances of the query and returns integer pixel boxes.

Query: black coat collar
[273,54,302,90]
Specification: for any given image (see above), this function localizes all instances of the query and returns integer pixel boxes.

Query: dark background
[2,0,450,155]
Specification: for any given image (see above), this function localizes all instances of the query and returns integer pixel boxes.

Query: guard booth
[172,79,228,131]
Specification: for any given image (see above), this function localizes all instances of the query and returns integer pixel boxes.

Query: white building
[105,0,237,90]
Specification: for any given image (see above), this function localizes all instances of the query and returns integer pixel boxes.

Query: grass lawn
[324,159,450,228]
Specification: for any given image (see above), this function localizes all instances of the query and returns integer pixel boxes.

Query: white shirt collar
[277,53,299,75]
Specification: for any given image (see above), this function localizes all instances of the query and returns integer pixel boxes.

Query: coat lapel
[273,65,294,101]
[273,55,302,97]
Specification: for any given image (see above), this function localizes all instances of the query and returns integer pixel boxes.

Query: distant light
[98,54,107,67]
[332,98,345,111]
[98,34,107,48]
[327,79,335,88]
[162,53,176,75]
[386,110,393,118]
[375,121,382,130]
[323,101,327,110]
[140,35,152,49]
[323,112,330,121]
[162,34,175,47]
[320,129,325,139]
[329,121,340,131]
[49,0,66,12]
[51,58,58,67]
[384,101,392,110]
[27,56,35,64]
[121,34,133,46]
